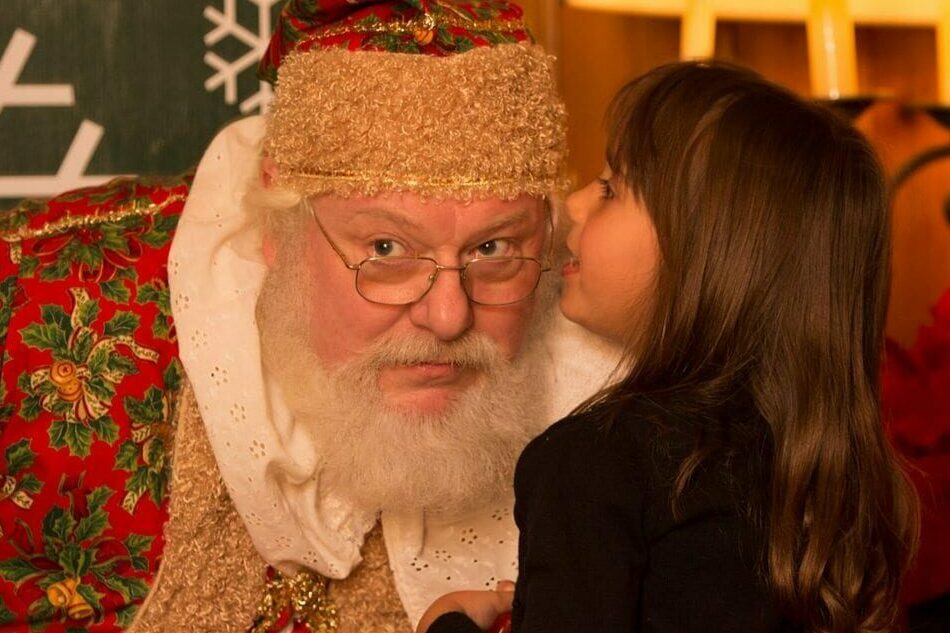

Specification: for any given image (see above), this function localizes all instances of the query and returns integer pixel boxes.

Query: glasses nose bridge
[426,260,469,286]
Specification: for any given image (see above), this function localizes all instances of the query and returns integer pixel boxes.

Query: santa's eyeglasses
[308,201,553,306]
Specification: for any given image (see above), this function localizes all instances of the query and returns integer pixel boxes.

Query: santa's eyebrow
[470,210,537,240]
[346,208,426,233]
[479,209,531,233]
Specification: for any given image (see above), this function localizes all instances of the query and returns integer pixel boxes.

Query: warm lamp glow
[681,0,715,59]
[563,0,950,103]
[807,0,857,99]
[940,0,950,104]
[564,0,944,23]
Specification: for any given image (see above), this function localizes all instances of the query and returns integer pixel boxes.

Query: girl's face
[560,168,660,343]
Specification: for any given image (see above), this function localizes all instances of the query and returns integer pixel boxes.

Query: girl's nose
[565,189,588,225]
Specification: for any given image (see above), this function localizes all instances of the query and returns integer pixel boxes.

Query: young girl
[418,62,918,633]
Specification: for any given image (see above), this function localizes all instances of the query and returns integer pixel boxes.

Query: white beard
[256,230,555,517]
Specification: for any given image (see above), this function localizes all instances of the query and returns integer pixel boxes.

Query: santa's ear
[262,234,277,267]
[260,156,279,189]
[259,157,279,266]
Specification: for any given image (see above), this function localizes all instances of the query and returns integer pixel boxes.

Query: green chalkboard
[1,0,283,207]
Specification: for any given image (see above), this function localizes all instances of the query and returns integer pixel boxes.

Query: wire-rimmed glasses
[308,202,553,306]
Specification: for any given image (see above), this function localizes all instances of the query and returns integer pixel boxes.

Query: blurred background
[2,1,949,630]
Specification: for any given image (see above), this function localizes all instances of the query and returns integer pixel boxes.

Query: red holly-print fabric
[0,174,191,631]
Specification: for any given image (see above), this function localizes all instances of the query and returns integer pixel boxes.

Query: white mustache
[355,332,504,371]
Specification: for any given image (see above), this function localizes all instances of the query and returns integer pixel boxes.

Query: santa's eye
[472,239,515,258]
[370,239,408,258]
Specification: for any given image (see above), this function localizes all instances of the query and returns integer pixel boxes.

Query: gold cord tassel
[250,569,339,632]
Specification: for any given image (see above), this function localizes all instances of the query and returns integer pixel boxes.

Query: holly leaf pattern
[163,359,182,393]
[74,508,109,543]
[75,298,101,328]
[124,534,153,557]
[100,224,131,252]
[0,275,19,346]
[0,597,14,624]
[435,25,454,47]
[144,439,165,469]
[86,346,109,376]
[138,213,180,249]
[49,420,93,457]
[27,596,55,632]
[114,265,138,283]
[114,603,139,628]
[18,255,40,278]
[125,387,163,424]
[58,542,92,577]
[138,281,175,341]
[117,384,175,510]
[115,440,139,471]
[454,35,475,53]
[86,486,112,513]
[102,575,150,603]
[100,278,132,303]
[1,440,43,509]
[85,375,114,402]
[108,354,140,377]
[0,558,42,584]
[0,197,42,233]
[152,212,180,236]
[39,258,71,282]
[125,469,148,498]
[0,381,14,422]
[76,582,105,615]
[104,311,140,337]
[4,438,35,475]
[88,415,120,444]
[146,470,166,505]
[20,474,43,495]
[20,321,70,354]
[4,482,159,624]
[43,506,76,544]
[69,330,94,365]
[19,291,160,456]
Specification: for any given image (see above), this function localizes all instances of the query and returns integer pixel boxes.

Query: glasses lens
[466,258,542,305]
[357,258,435,304]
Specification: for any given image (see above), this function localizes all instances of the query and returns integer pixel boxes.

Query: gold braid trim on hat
[276,170,555,200]
[265,43,568,200]
[310,14,528,40]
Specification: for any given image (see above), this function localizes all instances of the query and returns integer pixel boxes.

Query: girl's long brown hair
[583,62,918,633]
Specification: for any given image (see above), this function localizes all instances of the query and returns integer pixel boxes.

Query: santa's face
[302,192,548,415]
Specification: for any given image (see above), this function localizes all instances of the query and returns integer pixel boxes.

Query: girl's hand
[416,581,515,633]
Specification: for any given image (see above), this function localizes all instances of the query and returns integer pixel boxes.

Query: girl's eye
[597,178,615,200]
[370,239,407,257]
[473,239,514,258]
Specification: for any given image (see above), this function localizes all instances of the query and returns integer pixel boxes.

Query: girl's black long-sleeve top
[429,406,799,633]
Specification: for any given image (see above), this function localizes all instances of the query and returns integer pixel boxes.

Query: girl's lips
[562,258,580,276]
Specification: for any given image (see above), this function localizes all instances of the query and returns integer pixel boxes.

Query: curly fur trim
[265,43,567,200]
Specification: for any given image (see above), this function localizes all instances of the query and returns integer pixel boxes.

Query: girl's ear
[260,155,279,189]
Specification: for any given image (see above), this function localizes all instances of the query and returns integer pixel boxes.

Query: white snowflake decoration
[204,0,282,114]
